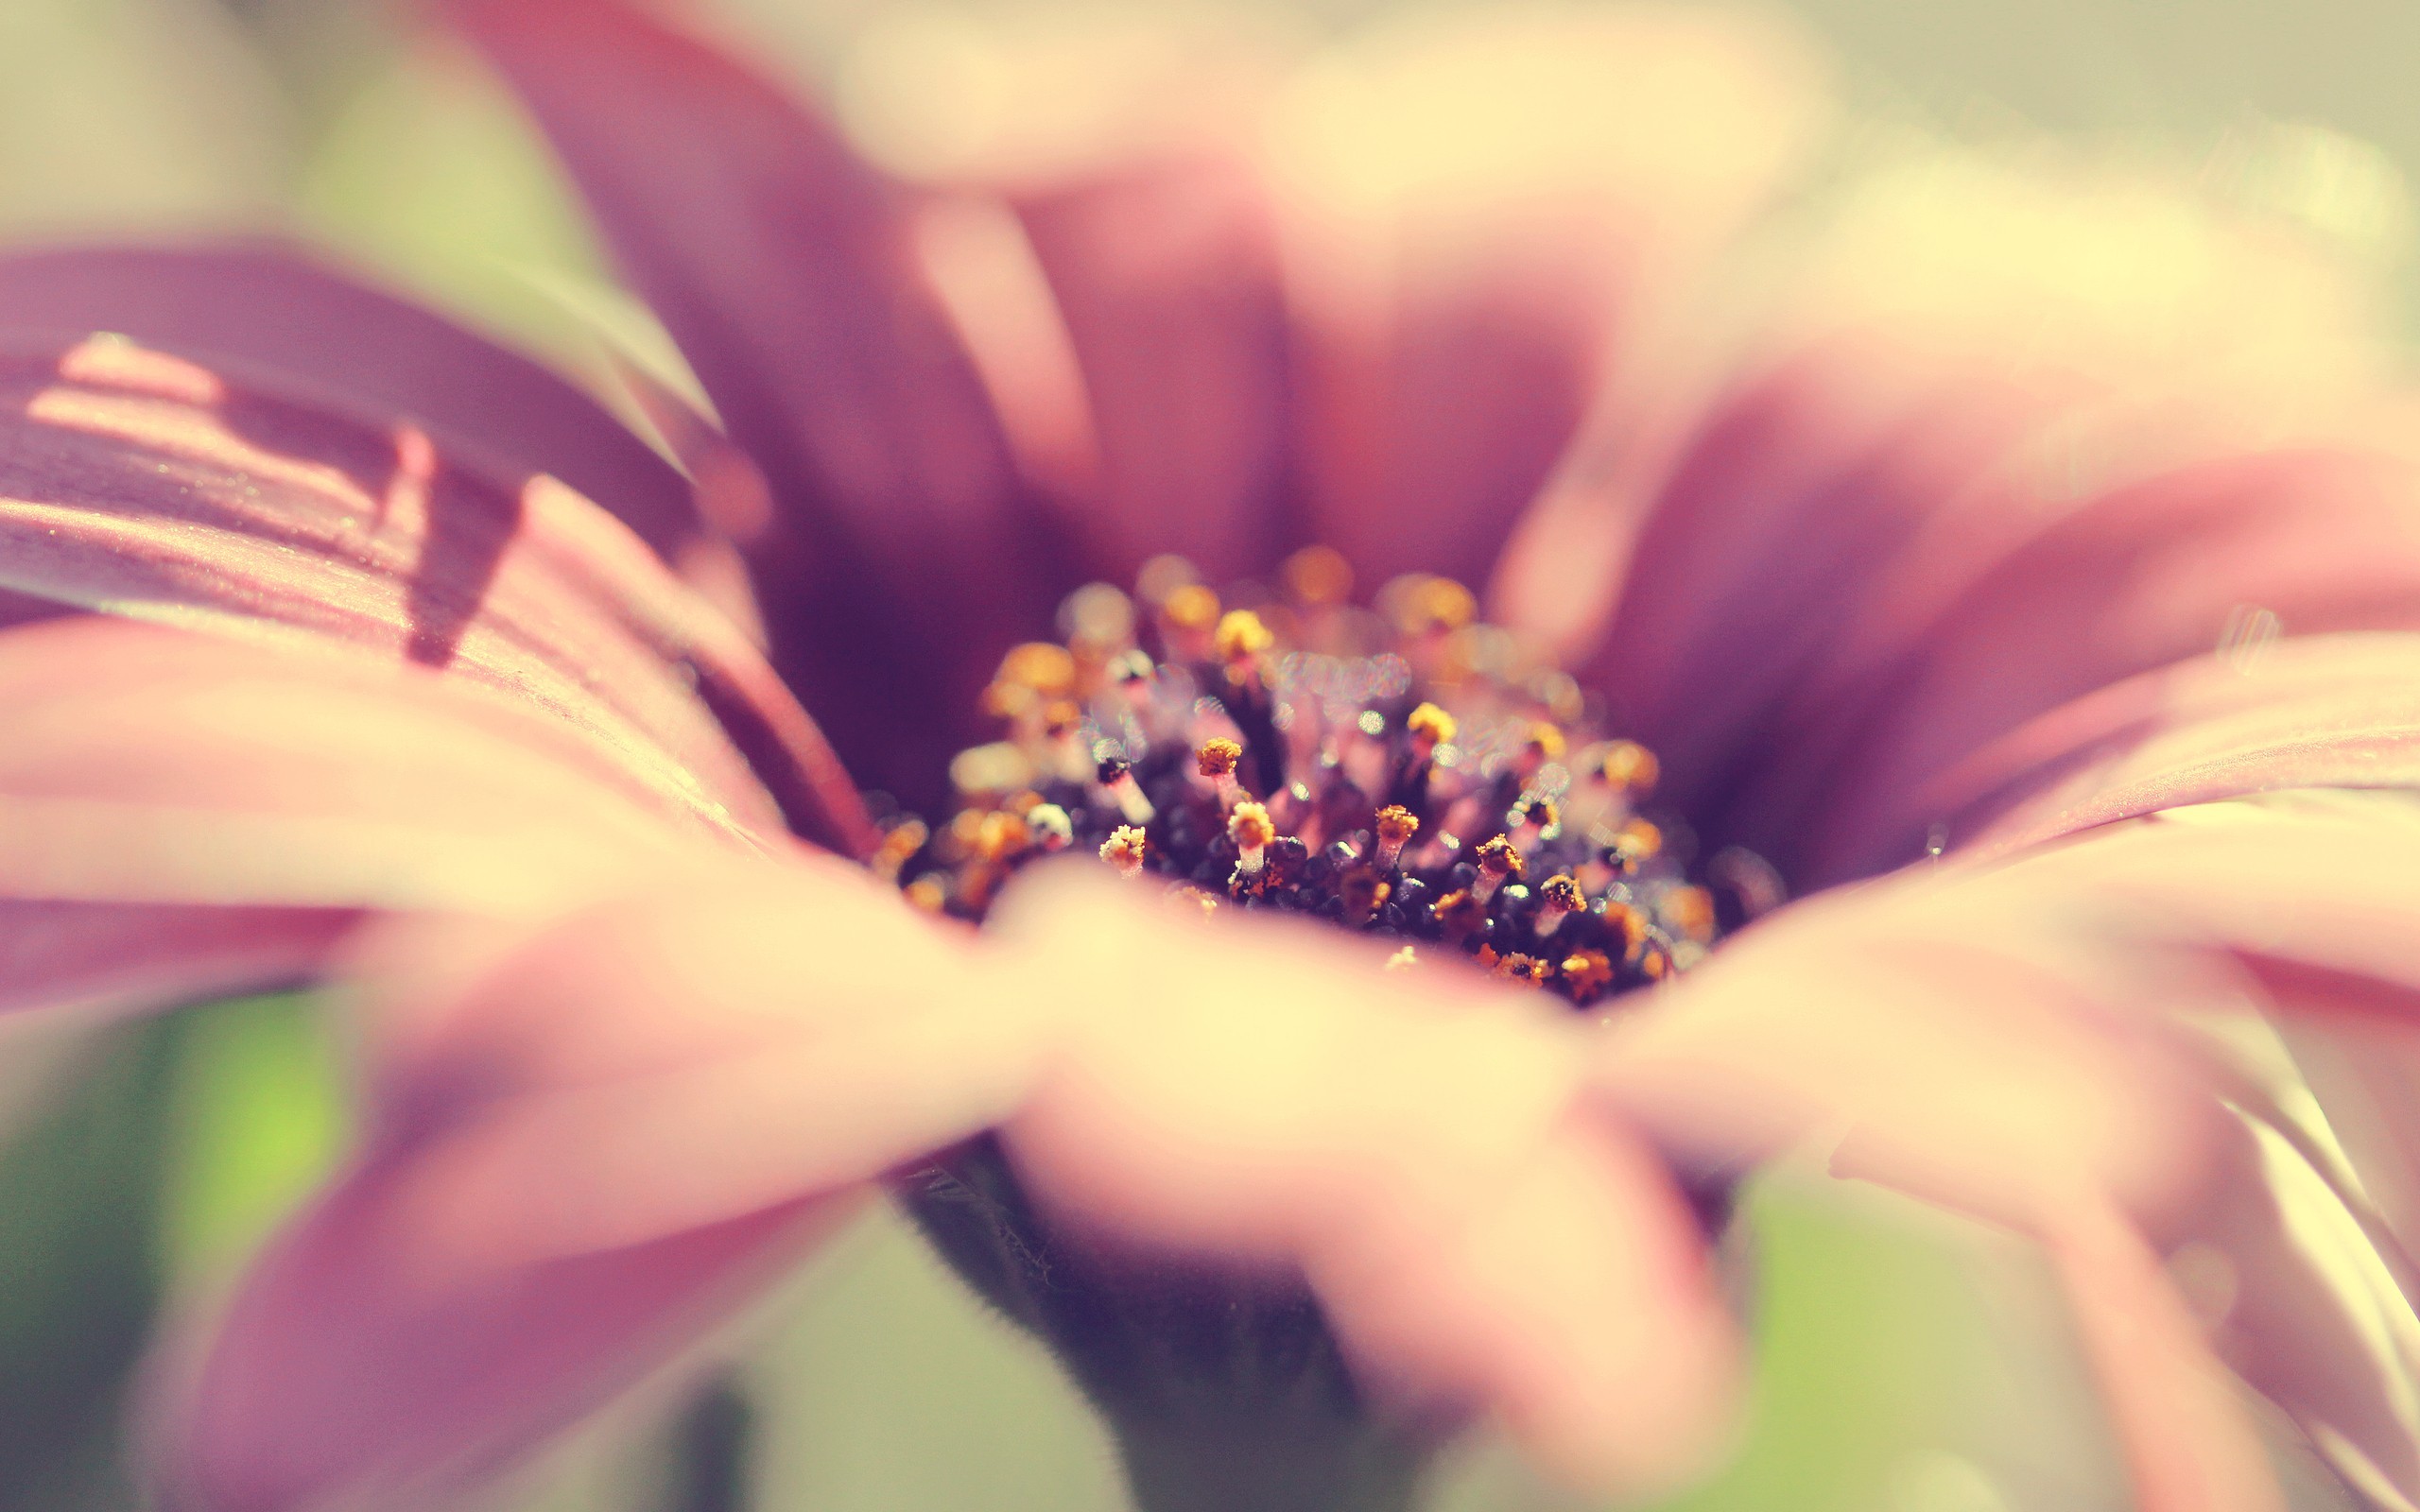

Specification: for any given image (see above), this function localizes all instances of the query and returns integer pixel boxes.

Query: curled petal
[0,333,867,851]
[447,0,1080,798]
[161,855,1044,1512]
[992,866,1741,1495]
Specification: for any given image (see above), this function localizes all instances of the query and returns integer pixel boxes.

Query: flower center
[884,546,1760,1005]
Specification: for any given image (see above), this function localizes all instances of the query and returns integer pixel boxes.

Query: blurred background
[0,0,2409,1507]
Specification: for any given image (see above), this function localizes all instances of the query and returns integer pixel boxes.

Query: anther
[1520,722,1566,779]
[1534,874,1584,938]
[1559,949,1615,1002]
[1406,702,1457,755]
[1160,583,1221,661]
[1599,740,1660,799]
[1508,795,1559,851]
[1431,887,1489,943]
[1197,737,1245,811]
[1215,610,1273,681]
[1282,545,1354,609]
[1493,953,1550,987]
[1228,801,1276,892]
[1340,867,1392,924]
[1100,825,1148,878]
[871,817,928,884]
[1096,757,1156,824]
[1028,804,1074,852]
[1473,835,1525,904]
[1373,804,1420,871]
[1661,884,1717,944]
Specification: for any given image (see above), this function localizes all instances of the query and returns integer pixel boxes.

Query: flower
[0,1,2416,1511]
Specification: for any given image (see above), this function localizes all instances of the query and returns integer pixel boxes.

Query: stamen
[1100,824,1149,878]
[1197,737,1245,811]
[1373,804,1419,871]
[1473,834,1524,904]
[1215,610,1274,690]
[903,549,1770,1012]
[1599,740,1659,799]
[1228,801,1276,894]
[1560,949,1615,1003]
[1096,757,1157,825]
[1534,874,1583,938]
[1160,583,1220,662]
[1508,795,1559,852]
[1028,804,1074,852]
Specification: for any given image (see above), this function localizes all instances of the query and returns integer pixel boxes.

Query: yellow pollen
[975,810,1029,862]
[1599,740,1660,796]
[1392,575,1478,635]
[1601,901,1650,964]
[904,875,948,913]
[1525,722,1567,763]
[1100,825,1148,876]
[1406,702,1457,747]
[1431,887,1489,941]
[1662,884,1717,944]
[1161,583,1221,633]
[1214,610,1274,662]
[1340,868,1392,922]
[1384,944,1420,971]
[1493,953,1549,986]
[1477,835,1525,879]
[1541,875,1583,913]
[1228,801,1276,850]
[996,641,1076,695]
[1281,544,1354,608]
[1615,817,1664,864]
[1374,804,1420,844]
[1560,949,1615,1000]
[1196,738,1242,779]
[871,817,927,884]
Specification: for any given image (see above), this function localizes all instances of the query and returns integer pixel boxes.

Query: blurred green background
[0,0,2407,1507]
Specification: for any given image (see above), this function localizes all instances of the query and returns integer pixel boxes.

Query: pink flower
[0,3,2415,1511]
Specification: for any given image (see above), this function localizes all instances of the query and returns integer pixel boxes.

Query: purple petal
[1011,150,1300,585]
[447,0,1082,798]
[0,333,869,853]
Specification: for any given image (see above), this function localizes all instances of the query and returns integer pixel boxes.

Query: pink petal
[1596,793,2420,1508]
[0,902,357,1019]
[0,333,868,853]
[0,611,810,1017]
[991,866,1741,1495]
[0,241,706,565]
[446,0,1080,797]
[1938,631,2420,861]
[161,854,1046,1512]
